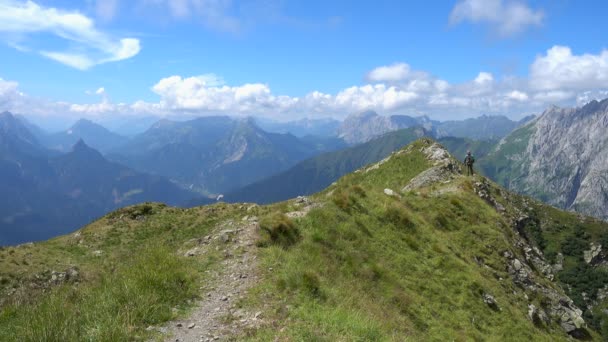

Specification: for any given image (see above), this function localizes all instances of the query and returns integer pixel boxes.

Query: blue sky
[1,0,608,124]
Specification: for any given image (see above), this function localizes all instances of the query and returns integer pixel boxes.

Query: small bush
[331,185,366,212]
[301,271,324,300]
[434,211,459,231]
[384,205,416,231]
[351,185,367,198]
[561,228,590,259]
[258,213,300,249]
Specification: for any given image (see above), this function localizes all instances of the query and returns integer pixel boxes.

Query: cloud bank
[2,45,608,122]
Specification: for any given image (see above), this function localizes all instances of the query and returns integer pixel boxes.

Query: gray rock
[583,242,602,264]
[185,247,200,257]
[552,253,564,273]
[527,304,549,325]
[482,293,500,311]
[188,323,196,329]
[383,188,396,197]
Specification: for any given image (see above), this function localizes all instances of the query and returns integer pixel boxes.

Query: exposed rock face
[583,242,603,264]
[337,111,524,145]
[503,249,586,334]
[489,98,608,220]
[472,179,587,335]
[402,141,461,192]
[337,111,431,144]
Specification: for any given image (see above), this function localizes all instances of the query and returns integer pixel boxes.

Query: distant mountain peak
[69,138,104,161]
[351,110,379,120]
[73,138,88,150]
[70,118,105,131]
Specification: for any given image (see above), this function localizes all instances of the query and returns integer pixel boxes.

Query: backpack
[465,155,475,165]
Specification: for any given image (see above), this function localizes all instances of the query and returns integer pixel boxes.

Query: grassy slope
[241,139,590,341]
[0,203,239,341]
[0,138,606,341]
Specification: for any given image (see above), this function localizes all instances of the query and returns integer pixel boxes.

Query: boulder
[583,242,602,264]
[383,188,396,197]
[482,293,500,311]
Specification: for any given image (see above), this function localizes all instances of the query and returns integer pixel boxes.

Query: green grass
[241,139,572,341]
[0,202,242,341]
[0,246,197,341]
[1,138,607,341]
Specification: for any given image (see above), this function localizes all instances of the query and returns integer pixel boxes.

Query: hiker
[464,150,475,176]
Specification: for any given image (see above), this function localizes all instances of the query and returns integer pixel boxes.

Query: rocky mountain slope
[337,110,527,145]
[1,139,606,340]
[337,110,433,144]
[435,114,534,140]
[482,98,608,220]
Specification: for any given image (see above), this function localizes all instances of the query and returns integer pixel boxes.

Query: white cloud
[3,44,608,122]
[449,0,544,36]
[474,72,493,84]
[530,46,608,91]
[366,63,411,82]
[0,0,141,69]
[507,90,529,101]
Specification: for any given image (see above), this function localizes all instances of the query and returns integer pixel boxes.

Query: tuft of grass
[257,213,300,249]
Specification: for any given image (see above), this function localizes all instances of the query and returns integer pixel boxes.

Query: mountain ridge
[482,98,608,221]
[1,138,605,340]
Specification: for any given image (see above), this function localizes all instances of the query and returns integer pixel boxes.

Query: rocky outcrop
[473,180,506,212]
[583,242,604,265]
[402,142,461,192]
[503,249,585,334]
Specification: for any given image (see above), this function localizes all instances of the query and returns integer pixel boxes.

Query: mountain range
[108,116,337,194]
[2,139,606,340]
[337,110,533,145]
[5,99,608,247]
[0,112,197,245]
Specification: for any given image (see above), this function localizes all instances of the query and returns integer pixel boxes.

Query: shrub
[561,228,590,259]
[301,271,324,300]
[258,213,300,249]
[384,205,416,231]
[331,185,366,212]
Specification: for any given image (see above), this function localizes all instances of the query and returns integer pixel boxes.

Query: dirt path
[163,217,262,342]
